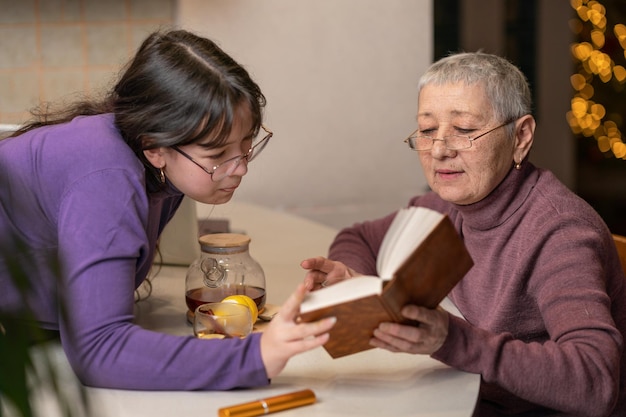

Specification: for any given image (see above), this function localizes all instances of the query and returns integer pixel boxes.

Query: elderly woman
[302,52,626,416]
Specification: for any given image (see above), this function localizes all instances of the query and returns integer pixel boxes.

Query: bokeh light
[570,0,626,160]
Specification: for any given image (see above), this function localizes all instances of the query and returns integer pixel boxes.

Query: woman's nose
[430,138,453,159]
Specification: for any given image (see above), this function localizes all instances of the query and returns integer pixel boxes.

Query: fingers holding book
[371,305,450,355]
[300,256,359,291]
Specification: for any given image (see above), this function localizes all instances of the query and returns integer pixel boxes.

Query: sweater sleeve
[328,212,397,275]
[433,223,624,417]
[56,170,268,390]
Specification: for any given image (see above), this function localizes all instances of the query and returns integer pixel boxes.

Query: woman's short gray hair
[417,52,532,131]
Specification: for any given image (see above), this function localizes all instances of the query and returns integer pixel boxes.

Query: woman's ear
[513,114,536,163]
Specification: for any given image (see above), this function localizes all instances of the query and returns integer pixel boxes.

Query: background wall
[177,0,433,228]
[0,0,175,124]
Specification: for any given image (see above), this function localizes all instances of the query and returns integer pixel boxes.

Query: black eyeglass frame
[172,125,273,181]
[403,119,516,151]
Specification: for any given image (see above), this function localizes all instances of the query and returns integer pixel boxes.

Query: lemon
[222,295,259,323]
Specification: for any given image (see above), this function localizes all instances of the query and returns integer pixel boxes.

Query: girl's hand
[260,283,336,378]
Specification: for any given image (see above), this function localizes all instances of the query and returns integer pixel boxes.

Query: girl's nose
[232,157,249,177]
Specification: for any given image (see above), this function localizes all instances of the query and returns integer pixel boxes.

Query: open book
[299,206,473,359]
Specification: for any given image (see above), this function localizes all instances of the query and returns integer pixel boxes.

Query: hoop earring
[158,167,166,184]
[514,161,522,170]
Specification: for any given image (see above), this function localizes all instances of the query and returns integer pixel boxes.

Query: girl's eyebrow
[196,141,225,150]
[196,132,254,150]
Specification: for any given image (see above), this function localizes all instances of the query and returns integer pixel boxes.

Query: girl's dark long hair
[13,29,266,190]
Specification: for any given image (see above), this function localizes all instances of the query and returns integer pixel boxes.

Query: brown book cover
[299,208,473,359]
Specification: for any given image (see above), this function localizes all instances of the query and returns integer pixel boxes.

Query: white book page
[376,208,411,271]
[300,276,383,314]
[376,207,444,278]
[440,296,466,320]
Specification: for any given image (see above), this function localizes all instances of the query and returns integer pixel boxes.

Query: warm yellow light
[571,97,589,117]
[588,56,599,74]
[579,117,590,129]
[615,23,626,40]
[612,141,626,158]
[570,0,626,161]
[567,111,584,134]
[605,120,619,132]
[591,30,605,47]
[590,50,612,71]
[580,83,595,99]
[570,0,583,9]
[598,135,611,152]
[589,1,606,16]
[587,51,613,80]
[583,126,596,137]
[571,73,587,90]
[591,118,602,130]
[591,103,606,119]
[572,42,593,60]
[599,68,613,83]
[589,11,604,27]
[582,114,596,130]
[614,65,626,82]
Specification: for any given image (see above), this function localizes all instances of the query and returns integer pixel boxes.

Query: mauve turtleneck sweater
[329,162,626,416]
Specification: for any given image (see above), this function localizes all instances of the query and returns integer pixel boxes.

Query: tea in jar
[185,233,266,320]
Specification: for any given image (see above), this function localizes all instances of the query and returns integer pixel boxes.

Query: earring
[514,160,521,170]
[158,167,166,184]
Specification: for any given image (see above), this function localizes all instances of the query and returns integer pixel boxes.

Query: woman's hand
[260,283,336,379]
[370,305,449,355]
[300,256,359,291]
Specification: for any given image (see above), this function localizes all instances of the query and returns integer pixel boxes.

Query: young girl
[0,29,334,390]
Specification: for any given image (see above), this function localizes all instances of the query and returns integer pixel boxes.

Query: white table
[4,201,479,417]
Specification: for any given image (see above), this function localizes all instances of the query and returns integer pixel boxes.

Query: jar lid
[198,233,251,253]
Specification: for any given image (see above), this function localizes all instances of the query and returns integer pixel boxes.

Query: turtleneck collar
[452,161,539,231]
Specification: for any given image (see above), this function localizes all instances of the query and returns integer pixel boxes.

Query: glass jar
[185,233,266,319]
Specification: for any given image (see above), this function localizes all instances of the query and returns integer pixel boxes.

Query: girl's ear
[143,147,165,169]
[513,114,536,164]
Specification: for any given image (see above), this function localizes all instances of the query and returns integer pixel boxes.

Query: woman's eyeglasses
[404,120,515,151]
[172,125,273,181]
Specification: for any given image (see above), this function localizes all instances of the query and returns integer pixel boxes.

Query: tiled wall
[0,0,175,125]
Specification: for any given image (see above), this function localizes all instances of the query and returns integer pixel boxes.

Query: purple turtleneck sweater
[329,162,626,416]
[0,114,268,390]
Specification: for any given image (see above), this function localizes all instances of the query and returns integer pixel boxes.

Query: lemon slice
[222,295,259,323]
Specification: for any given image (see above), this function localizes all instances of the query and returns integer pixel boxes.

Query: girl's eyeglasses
[172,125,273,181]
